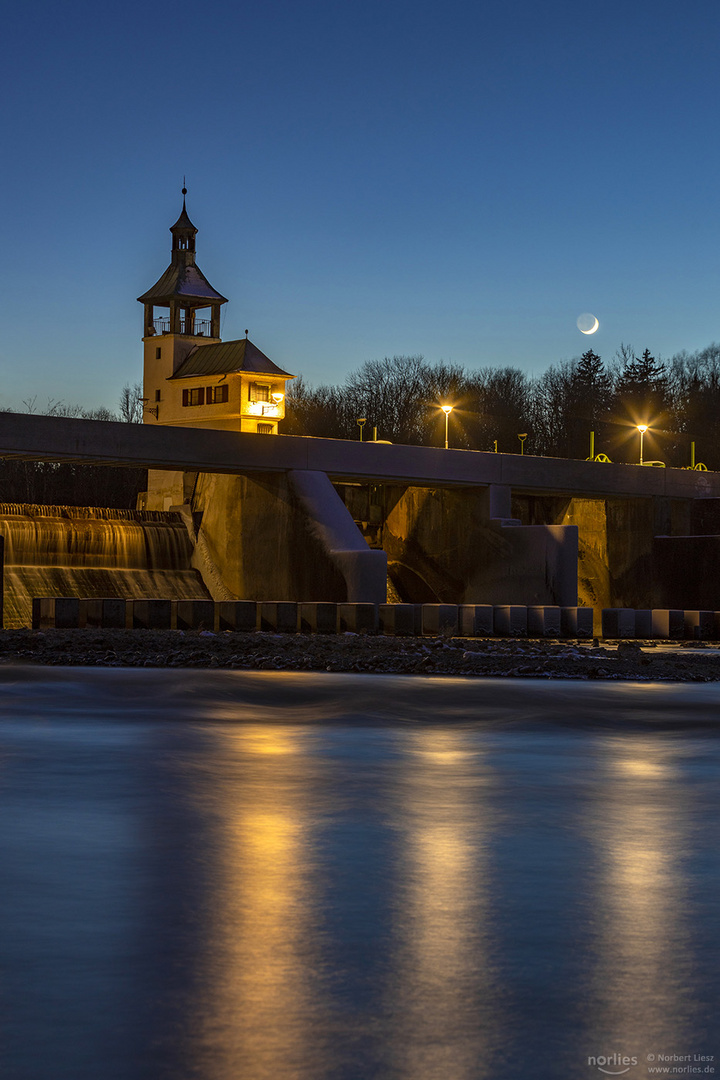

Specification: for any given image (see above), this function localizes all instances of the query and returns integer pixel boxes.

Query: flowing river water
[0,504,209,628]
[0,669,718,1080]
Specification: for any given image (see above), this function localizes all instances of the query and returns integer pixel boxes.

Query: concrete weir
[177,473,578,611]
[2,413,720,622]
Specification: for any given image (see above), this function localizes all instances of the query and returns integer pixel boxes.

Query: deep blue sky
[3,0,720,412]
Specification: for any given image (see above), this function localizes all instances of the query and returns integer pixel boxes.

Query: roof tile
[169,338,294,380]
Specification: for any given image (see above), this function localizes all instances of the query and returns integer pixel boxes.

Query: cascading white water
[0,504,210,627]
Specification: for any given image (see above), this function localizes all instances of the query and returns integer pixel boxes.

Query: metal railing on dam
[1,411,720,499]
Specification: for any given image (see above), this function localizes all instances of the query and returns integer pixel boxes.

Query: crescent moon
[580,316,599,335]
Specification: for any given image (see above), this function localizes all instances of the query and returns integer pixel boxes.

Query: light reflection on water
[386,730,500,1080]
[186,725,326,1080]
[0,670,719,1080]
[586,735,696,1053]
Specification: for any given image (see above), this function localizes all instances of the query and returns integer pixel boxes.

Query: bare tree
[118,383,144,423]
[83,405,117,422]
[466,366,533,453]
[344,355,432,444]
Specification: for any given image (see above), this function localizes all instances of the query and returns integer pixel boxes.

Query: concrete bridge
[1,411,719,499]
[1,411,719,620]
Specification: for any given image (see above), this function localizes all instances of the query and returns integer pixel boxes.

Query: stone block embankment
[601,608,720,640]
[28,599,594,638]
[28,598,720,641]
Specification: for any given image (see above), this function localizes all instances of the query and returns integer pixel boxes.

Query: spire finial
[182,176,187,204]
[245,328,249,338]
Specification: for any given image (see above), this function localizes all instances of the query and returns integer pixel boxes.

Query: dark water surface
[0,669,719,1080]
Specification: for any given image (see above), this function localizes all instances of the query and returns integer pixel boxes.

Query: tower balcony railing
[151,318,213,336]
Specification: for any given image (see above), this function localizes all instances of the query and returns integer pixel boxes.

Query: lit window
[182,387,205,407]
[250,383,270,402]
[207,384,229,405]
[257,422,274,435]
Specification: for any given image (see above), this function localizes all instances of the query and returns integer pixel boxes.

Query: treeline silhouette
[282,344,720,469]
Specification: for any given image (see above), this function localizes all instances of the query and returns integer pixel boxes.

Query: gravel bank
[1,629,719,681]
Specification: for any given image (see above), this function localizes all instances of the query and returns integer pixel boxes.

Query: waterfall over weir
[0,504,210,628]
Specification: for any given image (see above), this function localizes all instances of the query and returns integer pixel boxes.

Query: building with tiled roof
[138,191,294,438]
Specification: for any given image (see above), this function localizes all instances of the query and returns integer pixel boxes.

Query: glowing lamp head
[637,424,648,433]
[441,404,453,415]
[271,392,284,404]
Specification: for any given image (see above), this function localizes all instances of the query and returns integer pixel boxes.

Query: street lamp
[441,404,453,449]
[357,418,367,441]
[518,433,528,455]
[637,424,648,465]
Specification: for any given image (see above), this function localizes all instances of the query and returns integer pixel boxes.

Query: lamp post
[357,418,367,441]
[441,404,453,449]
[518,433,528,455]
[637,424,648,465]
